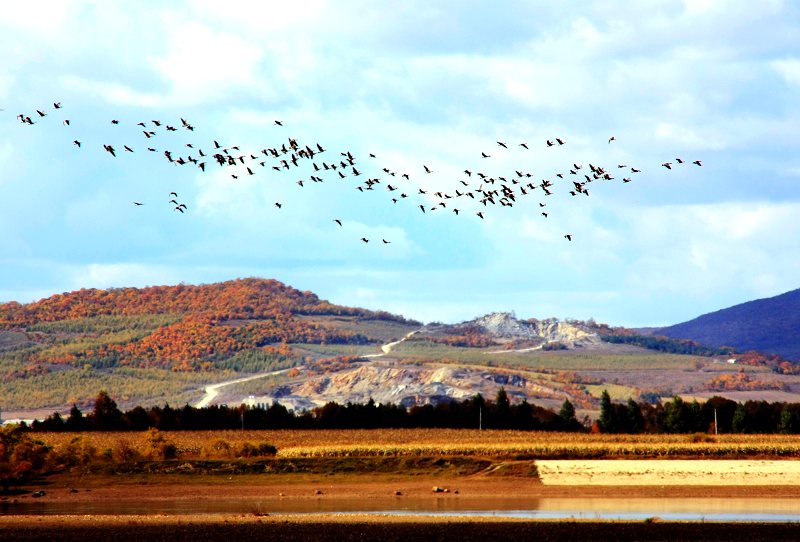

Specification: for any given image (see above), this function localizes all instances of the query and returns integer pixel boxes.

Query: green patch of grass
[0,367,236,411]
[583,383,640,400]
[291,343,381,358]
[28,314,183,335]
[295,315,419,343]
[391,339,699,371]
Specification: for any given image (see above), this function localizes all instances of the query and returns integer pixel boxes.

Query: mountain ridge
[658,288,800,361]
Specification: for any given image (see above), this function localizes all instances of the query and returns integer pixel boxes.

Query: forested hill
[0,278,411,326]
[0,278,416,374]
[658,288,800,361]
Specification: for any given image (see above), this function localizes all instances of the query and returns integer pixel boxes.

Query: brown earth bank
[6,475,800,501]
[2,515,800,542]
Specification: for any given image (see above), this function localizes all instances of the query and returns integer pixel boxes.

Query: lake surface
[3,497,800,522]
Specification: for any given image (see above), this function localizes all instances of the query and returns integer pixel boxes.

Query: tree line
[15,389,800,434]
[596,390,800,434]
[26,389,582,432]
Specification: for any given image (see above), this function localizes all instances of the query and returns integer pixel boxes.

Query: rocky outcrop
[241,360,566,411]
[468,312,600,348]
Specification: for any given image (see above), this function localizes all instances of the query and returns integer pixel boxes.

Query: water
[3,497,800,522]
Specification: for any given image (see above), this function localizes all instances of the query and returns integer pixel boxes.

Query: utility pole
[479,407,482,431]
[714,408,718,435]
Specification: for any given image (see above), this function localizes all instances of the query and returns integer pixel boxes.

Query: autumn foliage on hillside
[0,278,411,326]
[0,278,402,372]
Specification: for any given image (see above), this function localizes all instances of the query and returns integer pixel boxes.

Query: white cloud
[772,58,800,87]
[149,20,265,104]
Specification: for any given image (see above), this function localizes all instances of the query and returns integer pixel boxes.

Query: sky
[1,0,799,327]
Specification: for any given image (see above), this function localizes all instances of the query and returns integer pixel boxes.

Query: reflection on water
[2,497,800,522]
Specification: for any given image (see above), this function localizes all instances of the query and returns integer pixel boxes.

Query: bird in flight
[274,120,283,126]
[133,202,143,206]
[361,237,369,243]
[564,234,572,241]
[608,136,616,143]
[334,219,342,226]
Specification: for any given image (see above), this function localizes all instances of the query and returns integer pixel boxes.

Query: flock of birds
[15,101,703,245]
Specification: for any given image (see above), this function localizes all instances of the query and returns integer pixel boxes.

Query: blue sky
[1,0,799,327]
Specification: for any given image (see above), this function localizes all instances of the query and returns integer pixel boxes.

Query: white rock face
[244,360,566,410]
[471,312,600,347]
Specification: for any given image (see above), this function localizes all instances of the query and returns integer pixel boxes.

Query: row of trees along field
[17,389,800,434]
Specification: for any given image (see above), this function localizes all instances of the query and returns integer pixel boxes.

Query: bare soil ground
[2,514,800,542]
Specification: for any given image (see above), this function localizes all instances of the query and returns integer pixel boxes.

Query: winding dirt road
[193,368,291,408]
[363,330,418,358]
[194,331,418,408]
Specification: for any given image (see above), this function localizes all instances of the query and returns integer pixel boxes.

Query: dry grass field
[35,429,800,460]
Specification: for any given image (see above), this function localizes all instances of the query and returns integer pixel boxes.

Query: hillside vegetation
[0,279,416,410]
[2,280,799,415]
[658,288,800,361]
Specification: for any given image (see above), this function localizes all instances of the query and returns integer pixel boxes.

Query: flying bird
[564,234,572,241]
[334,219,342,226]
[693,160,702,166]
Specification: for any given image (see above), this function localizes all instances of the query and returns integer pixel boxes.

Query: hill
[658,288,800,361]
[2,281,800,418]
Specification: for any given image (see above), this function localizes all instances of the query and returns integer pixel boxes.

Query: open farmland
[36,429,800,461]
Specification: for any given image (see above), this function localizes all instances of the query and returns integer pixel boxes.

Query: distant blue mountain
[658,288,800,361]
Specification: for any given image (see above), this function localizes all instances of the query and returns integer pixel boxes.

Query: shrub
[55,436,97,468]
[113,440,142,463]
[144,428,179,460]
[235,442,277,458]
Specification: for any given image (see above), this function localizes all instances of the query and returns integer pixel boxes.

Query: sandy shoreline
[3,460,800,540]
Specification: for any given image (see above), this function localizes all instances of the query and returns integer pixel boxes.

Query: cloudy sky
[1,0,799,327]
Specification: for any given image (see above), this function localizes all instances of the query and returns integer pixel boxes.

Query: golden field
[34,429,800,460]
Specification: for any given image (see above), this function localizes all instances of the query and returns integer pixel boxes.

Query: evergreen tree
[626,398,644,434]
[598,390,616,433]
[778,406,794,434]
[91,391,123,431]
[666,396,690,433]
[558,399,578,431]
[65,404,85,431]
[494,387,511,428]
[731,403,749,433]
